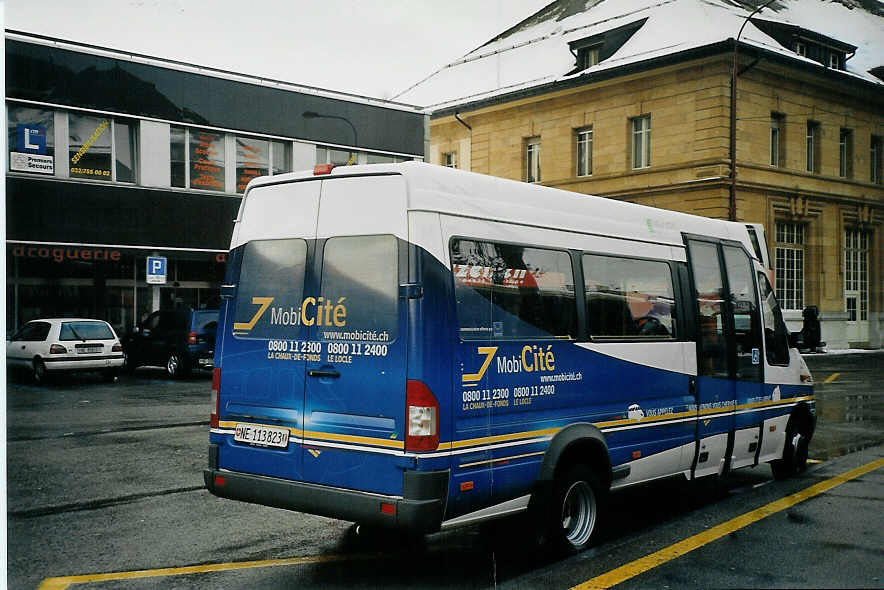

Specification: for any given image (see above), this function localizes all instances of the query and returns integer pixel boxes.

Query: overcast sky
[5,0,552,102]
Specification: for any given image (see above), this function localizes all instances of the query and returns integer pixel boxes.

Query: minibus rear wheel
[547,464,602,554]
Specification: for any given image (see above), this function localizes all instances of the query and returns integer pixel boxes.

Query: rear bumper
[43,355,124,372]
[204,449,448,534]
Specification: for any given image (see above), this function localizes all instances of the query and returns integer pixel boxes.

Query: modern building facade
[6,31,427,336]
[400,0,884,349]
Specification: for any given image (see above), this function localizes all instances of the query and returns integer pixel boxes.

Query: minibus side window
[723,246,762,381]
[450,239,577,340]
[318,235,398,342]
[233,238,307,338]
[689,240,729,377]
[582,254,677,339]
[759,272,790,365]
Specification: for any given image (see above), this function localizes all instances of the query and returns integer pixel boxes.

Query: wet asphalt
[5,352,883,589]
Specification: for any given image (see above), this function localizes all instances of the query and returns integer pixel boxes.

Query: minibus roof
[245,162,757,257]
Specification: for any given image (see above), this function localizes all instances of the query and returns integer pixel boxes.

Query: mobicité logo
[233,296,348,334]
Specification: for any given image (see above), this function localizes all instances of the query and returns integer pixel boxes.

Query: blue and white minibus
[204,162,814,553]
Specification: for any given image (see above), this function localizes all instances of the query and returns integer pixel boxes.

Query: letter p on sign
[146,256,167,284]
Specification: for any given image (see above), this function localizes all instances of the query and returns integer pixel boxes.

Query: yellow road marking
[573,457,884,590]
[38,553,377,590]
[823,372,841,384]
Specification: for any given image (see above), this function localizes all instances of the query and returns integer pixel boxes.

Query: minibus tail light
[210,367,221,428]
[406,380,439,451]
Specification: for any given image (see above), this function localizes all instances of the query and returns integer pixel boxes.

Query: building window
[114,120,137,183]
[316,145,355,166]
[770,113,784,167]
[443,152,457,168]
[839,129,853,178]
[69,114,136,183]
[872,136,883,184]
[795,42,807,57]
[775,221,804,310]
[235,136,269,193]
[170,125,186,188]
[829,53,841,70]
[7,105,56,176]
[631,115,651,169]
[806,121,820,173]
[526,137,541,183]
[271,141,292,175]
[170,126,227,191]
[844,230,869,322]
[577,46,600,70]
[576,127,593,177]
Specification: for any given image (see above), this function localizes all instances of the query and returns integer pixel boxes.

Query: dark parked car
[124,309,218,378]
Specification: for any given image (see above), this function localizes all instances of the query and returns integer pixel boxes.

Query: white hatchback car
[7,318,125,383]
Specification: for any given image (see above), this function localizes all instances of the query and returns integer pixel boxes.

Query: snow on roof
[397,0,884,110]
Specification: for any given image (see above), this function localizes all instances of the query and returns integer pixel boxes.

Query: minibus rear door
[301,175,409,496]
[218,179,322,482]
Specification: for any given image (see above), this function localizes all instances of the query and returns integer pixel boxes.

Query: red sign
[11,245,122,263]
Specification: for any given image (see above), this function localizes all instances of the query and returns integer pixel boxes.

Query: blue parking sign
[146,256,167,284]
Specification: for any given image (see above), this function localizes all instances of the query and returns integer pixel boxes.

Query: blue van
[205,162,814,552]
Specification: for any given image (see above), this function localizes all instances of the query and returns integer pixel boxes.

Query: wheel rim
[167,354,179,375]
[561,480,596,547]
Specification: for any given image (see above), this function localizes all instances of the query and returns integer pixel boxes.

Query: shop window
[775,221,804,310]
[576,127,593,177]
[631,115,651,169]
[236,136,269,193]
[69,114,112,181]
[189,129,226,191]
[7,105,56,176]
[525,137,541,183]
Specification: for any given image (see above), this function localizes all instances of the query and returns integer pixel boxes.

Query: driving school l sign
[146,256,167,284]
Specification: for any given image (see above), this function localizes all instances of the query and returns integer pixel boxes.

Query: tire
[123,351,137,374]
[546,464,603,554]
[32,358,48,384]
[166,352,190,379]
[771,418,810,480]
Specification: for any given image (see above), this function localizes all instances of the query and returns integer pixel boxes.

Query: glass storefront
[6,245,225,339]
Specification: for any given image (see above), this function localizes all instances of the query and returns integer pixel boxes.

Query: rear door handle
[308,369,341,379]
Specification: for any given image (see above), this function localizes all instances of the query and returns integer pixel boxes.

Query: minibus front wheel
[771,411,813,480]
[547,464,602,554]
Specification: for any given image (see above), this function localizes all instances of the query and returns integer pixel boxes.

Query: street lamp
[302,111,359,165]
[730,0,776,221]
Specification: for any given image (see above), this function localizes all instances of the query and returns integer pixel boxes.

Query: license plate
[234,423,290,448]
[198,358,213,367]
[78,346,101,354]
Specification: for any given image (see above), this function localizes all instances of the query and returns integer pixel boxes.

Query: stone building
[399,0,884,349]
